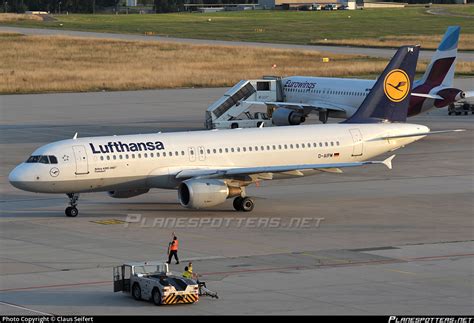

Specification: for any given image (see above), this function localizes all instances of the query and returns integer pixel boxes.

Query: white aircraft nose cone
[9,164,31,191]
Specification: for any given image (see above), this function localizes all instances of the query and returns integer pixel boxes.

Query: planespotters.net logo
[389,317,473,323]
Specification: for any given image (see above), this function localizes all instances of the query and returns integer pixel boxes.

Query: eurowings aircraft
[9,45,463,216]
[247,26,472,125]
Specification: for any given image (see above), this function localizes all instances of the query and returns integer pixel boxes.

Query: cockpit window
[26,155,58,164]
[26,156,40,163]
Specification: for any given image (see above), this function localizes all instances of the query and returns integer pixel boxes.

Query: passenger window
[325,142,328,147]
[100,156,104,161]
[219,148,223,153]
[296,144,299,149]
[272,145,276,150]
[302,143,305,148]
[319,143,323,147]
[131,154,135,159]
[290,144,293,149]
[182,151,185,156]
[231,148,235,153]
[107,156,110,160]
[126,154,129,159]
[150,153,154,158]
[156,153,160,157]
[213,149,216,154]
[225,148,229,153]
[243,147,246,152]
[237,147,240,152]
[119,155,123,159]
[278,145,282,150]
[138,154,141,158]
[207,149,211,154]
[144,153,148,158]
[313,143,317,147]
[175,151,179,156]
[163,152,167,157]
[266,145,270,150]
[255,146,258,151]
[249,147,252,152]
[113,155,117,160]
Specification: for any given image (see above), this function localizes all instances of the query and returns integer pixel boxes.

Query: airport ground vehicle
[448,100,474,115]
[113,261,199,305]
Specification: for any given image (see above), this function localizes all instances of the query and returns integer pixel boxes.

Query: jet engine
[178,179,242,209]
[272,107,306,126]
[108,188,149,198]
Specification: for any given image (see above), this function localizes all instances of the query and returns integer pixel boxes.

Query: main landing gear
[65,193,80,217]
[233,196,255,212]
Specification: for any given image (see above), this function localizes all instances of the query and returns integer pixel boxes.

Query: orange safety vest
[170,239,179,251]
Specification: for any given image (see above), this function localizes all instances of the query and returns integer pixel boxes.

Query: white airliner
[248,26,473,125]
[9,46,462,217]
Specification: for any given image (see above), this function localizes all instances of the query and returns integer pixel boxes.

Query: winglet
[73,132,78,140]
[383,155,396,170]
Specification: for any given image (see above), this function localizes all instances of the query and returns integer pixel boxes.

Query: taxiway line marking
[0,301,53,316]
[1,253,472,293]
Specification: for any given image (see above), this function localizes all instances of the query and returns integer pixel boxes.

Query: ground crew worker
[167,233,179,265]
[183,266,193,279]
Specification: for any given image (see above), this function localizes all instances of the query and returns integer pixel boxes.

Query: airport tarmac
[0,87,473,315]
[2,26,474,62]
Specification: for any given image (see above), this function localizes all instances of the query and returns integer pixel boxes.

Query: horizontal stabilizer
[411,93,443,100]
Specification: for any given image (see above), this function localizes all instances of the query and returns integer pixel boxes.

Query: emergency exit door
[349,129,363,157]
[72,145,89,175]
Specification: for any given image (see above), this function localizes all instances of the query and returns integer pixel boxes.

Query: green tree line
[2,0,257,13]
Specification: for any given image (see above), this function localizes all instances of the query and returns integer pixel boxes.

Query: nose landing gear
[65,193,80,217]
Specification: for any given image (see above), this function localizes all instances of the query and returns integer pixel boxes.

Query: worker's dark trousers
[168,250,179,264]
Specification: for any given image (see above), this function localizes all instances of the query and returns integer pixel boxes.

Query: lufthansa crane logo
[383,69,410,103]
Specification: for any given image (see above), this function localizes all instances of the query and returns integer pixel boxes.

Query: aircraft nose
[9,164,33,191]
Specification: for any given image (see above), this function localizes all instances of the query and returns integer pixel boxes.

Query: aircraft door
[349,129,363,157]
[113,265,131,293]
[188,147,196,162]
[198,146,206,161]
[72,145,89,175]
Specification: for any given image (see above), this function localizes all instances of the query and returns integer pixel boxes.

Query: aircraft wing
[244,100,353,115]
[175,155,395,180]
[368,129,465,141]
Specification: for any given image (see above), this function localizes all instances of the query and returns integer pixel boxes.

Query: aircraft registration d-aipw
[9,45,464,217]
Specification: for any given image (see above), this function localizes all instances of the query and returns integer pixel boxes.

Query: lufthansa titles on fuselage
[89,141,165,154]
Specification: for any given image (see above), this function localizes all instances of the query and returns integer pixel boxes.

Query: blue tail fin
[345,45,420,124]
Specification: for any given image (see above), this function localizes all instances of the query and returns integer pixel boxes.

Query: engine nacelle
[272,107,306,126]
[108,188,149,198]
[178,179,241,209]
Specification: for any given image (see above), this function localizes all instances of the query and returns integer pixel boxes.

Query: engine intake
[272,107,306,126]
[178,179,241,209]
